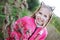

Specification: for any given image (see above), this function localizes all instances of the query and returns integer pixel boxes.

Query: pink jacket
[14,16,48,40]
[6,16,48,40]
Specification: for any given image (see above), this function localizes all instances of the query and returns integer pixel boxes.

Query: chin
[40,24,43,26]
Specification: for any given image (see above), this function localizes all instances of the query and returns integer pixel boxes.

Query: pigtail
[44,7,55,27]
[31,2,43,19]
[44,13,53,27]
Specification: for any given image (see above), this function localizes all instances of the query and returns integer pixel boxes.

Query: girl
[7,2,54,40]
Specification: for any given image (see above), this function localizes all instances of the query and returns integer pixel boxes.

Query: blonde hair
[31,2,54,26]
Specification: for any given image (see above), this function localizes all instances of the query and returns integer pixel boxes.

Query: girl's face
[35,7,51,26]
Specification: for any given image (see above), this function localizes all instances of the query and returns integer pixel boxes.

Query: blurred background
[0,0,60,40]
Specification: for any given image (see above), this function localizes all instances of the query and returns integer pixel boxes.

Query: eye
[39,12,42,15]
[44,15,47,18]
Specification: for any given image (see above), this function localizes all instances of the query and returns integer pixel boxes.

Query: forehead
[38,7,51,16]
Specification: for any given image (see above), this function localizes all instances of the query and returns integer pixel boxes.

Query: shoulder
[15,16,35,24]
[16,16,34,21]
[15,16,30,24]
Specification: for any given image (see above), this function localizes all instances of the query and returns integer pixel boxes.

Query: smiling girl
[6,2,54,40]
[29,2,54,40]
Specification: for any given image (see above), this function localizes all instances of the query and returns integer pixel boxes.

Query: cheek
[36,17,41,22]
[37,16,41,20]
[44,18,48,21]
[36,15,41,20]
[43,17,48,22]
[44,19,49,24]
[43,16,49,21]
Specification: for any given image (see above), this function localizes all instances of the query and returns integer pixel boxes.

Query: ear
[41,2,46,7]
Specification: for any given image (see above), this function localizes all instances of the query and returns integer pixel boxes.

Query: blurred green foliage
[27,0,39,12]
[51,14,60,32]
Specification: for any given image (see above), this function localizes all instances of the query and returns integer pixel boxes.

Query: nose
[41,16,44,22]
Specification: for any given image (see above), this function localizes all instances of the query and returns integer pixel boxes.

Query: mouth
[35,19,44,26]
[37,21,44,26]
